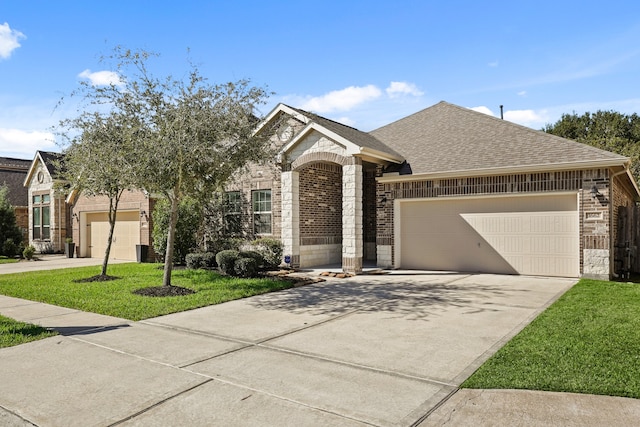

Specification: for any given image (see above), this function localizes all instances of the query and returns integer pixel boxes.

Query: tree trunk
[162,194,180,287]
[102,194,121,276]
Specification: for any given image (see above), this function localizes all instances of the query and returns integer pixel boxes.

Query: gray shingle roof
[38,151,63,178]
[0,157,30,207]
[287,106,404,160]
[369,101,628,175]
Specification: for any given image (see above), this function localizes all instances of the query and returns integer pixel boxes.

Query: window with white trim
[32,193,51,240]
[252,190,272,235]
[224,191,242,234]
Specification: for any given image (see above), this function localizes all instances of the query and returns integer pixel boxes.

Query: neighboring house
[68,190,156,262]
[23,101,640,279]
[243,101,639,280]
[24,151,155,260]
[0,156,30,242]
[23,151,70,253]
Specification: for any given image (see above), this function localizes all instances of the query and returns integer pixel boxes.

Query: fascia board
[377,159,631,183]
[254,103,310,136]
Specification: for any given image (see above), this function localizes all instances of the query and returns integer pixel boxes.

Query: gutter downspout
[609,166,631,279]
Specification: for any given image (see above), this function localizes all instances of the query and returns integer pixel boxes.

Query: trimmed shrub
[23,245,35,260]
[249,238,283,269]
[186,251,217,270]
[186,253,206,270]
[216,250,239,275]
[238,250,265,269]
[202,252,217,268]
[2,238,17,258]
[234,257,259,278]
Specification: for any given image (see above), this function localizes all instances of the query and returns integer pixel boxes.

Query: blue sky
[1,1,640,159]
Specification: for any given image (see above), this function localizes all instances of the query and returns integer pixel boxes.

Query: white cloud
[386,81,424,98]
[504,109,549,127]
[0,22,25,59]
[333,116,356,127]
[299,85,382,113]
[517,91,527,96]
[470,106,495,117]
[78,69,124,87]
[0,128,56,159]
[488,61,499,67]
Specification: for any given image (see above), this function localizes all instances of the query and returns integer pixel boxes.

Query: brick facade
[299,162,342,246]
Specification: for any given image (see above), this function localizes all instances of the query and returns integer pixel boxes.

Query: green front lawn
[0,263,294,321]
[0,315,57,348]
[463,279,640,399]
[0,256,18,264]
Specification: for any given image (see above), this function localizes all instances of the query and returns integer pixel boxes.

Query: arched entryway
[281,152,364,273]
[298,162,343,267]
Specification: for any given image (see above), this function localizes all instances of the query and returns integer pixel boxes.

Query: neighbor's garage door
[398,193,579,277]
[88,211,140,261]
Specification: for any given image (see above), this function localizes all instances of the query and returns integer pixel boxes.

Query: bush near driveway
[463,279,640,399]
[0,263,294,321]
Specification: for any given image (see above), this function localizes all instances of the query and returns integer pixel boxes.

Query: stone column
[281,171,300,267]
[342,162,363,273]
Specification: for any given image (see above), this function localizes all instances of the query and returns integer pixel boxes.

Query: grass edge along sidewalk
[0,263,295,322]
[463,278,640,399]
[0,314,58,348]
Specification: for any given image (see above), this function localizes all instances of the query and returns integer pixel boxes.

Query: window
[224,191,242,234]
[252,190,272,235]
[33,194,51,240]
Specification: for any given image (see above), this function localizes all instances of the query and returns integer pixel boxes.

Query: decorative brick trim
[292,152,352,171]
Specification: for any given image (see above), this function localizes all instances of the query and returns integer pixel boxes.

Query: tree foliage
[59,47,275,286]
[0,184,23,256]
[57,108,142,276]
[544,110,640,183]
[151,197,202,265]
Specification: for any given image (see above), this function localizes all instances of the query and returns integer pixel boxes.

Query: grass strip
[0,263,294,321]
[0,315,57,348]
[462,279,640,399]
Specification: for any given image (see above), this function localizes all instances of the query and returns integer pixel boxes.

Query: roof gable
[369,101,629,176]
[260,103,404,164]
[24,151,64,187]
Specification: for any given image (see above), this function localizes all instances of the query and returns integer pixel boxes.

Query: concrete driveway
[0,272,575,426]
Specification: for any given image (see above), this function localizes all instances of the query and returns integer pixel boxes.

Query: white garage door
[88,211,140,261]
[398,193,579,277]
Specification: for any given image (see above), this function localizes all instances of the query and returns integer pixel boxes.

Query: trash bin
[136,244,148,263]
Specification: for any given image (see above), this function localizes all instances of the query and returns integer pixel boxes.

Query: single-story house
[24,101,640,279]
[241,101,638,280]
[23,151,156,260]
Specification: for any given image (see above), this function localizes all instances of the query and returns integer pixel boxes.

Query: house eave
[377,159,631,183]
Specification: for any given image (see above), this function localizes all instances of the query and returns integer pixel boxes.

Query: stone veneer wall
[377,169,613,277]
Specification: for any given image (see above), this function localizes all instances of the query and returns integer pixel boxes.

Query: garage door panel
[399,194,579,277]
[88,211,140,261]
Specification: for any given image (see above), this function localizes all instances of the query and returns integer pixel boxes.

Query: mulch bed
[132,285,196,297]
[73,275,120,283]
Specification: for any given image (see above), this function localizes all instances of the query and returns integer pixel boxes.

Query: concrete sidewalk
[0,254,130,275]
[1,272,639,426]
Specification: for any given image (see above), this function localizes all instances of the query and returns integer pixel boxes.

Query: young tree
[544,111,640,182]
[151,196,202,265]
[0,184,23,256]
[138,72,274,287]
[57,109,143,277]
[62,47,275,288]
